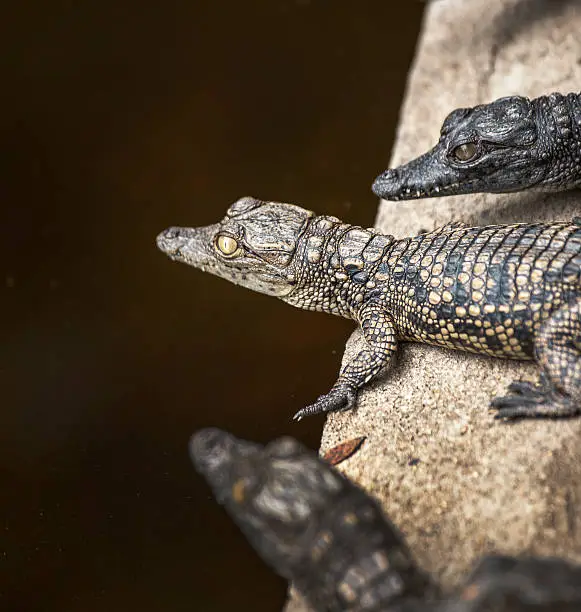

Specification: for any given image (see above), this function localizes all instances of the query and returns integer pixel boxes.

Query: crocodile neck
[533,92,581,189]
[283,217,396,319]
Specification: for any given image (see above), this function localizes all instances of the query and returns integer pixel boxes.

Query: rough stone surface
[285,0,581,609]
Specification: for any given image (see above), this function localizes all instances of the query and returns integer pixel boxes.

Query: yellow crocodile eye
[216,234,240,256]
[452,142,478,162]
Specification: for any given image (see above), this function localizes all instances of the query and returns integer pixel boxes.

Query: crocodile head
[190,428,344,576]
[156,196,314,297]
[372,95,551,200]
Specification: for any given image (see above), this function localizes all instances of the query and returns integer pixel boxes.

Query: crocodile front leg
[492,297,581,419]
[293,302,396,421]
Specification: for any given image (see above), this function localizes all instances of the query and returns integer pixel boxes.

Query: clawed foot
[293,384,357,421]
[490,376,579,420]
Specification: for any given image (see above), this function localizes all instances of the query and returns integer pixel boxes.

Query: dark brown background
[1,2,423,610]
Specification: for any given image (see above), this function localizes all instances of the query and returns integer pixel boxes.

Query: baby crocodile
[191,427,581,611]
[157,197,581,421]
[372,92,581,201]
[191,427,434,611]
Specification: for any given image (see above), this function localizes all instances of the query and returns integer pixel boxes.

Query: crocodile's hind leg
[491,297,581,419]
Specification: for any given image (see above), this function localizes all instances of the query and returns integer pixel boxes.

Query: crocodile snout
[156,226,187,254]
[190,427,231,473]
[372,169,400,198]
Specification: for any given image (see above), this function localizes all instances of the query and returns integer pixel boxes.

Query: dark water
[1,2,423,610]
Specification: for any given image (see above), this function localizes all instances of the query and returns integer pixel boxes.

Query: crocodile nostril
[156,227,182,253]
[371,169,399,196]
[190,428,225,461]
[189,428,239,477]
[165,227,181,240]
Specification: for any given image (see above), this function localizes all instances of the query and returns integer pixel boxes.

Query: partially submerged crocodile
[372,92,581,201]
[191,427,581,611]
[157,197,581,420]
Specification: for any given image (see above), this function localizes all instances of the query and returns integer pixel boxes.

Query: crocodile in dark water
[191,427,581,611]
[372,92,581,201]
[157,197,581,421]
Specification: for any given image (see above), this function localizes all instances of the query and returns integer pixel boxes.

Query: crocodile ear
[476,96,536,146]
[440,107,472,137]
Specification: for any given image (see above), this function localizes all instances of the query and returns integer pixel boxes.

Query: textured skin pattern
[372,92,581,201]
[157,197,581,420]
[191,429,581,611]
[443,555,581,612]
[190,428,432,612]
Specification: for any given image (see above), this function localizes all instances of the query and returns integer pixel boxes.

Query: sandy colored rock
[286,0,581,609]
